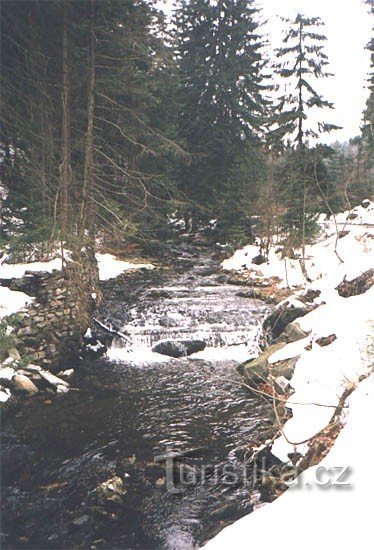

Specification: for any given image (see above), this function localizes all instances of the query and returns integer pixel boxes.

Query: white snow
[222,201,374,292]
[205,370,374,550]
[0,286,32,319]
[206,201,374,550]
[0,252,154,282]
[96,253,155,280]
[0,257,63,279]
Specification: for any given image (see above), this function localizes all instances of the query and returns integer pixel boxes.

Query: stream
[1,242,276,549]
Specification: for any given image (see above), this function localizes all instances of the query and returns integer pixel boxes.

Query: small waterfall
[108,258,268,363]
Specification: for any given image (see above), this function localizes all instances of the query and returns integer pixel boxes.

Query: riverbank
[206,200,374,549]
[0,253,157,404]
[1,242,278,549]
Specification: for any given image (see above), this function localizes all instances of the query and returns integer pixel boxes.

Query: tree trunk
[60,0,72,249]
[79,0,96,242]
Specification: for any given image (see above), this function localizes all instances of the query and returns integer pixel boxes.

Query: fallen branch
[93,317,132,345]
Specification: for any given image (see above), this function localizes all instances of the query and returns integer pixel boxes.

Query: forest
[1,0,372,261]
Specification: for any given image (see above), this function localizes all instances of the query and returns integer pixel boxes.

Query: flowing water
[1,243,275,549]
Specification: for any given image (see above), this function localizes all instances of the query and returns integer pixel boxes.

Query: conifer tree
[175,0,268,229]
[270,14,340,246]
[271,13,340,147]
[361,0,374,174]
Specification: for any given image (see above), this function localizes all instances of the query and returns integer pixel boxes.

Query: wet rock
[152,339,206,358]
[336,269,374,298]
[158,316,179,328]
[362,199,370,209]
[96,476,126,505]
[72,515,89,528]
[12,374,39,394]
[57,368,74,378]
[38,370,69,389]
[155,477,165,488]
[209,502,241,521]
[316,334,337,347]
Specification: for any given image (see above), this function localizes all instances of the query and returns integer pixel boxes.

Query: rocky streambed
[1,241,287,549]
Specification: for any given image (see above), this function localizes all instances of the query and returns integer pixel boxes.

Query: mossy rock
[240,342,286,383]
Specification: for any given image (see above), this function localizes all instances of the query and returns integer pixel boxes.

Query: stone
[264,302,314,339]
[72,515,89,528]
[252,253,267,265]
[336,269,374,298]
[7,348,21,361]
[271,356,299,380]
[12,374,39,394]
[24,364,42,372]
[347,212,358,220]
[152,339,206,358]
[277,322,309,344]
[316,334,337,347]
[96,476,126,505]
[57,369,74,378]
[38,370,69,388]
[299,289,321,304]
[240,342,286,383]
[158,316,179,328]
[56,385,69,394]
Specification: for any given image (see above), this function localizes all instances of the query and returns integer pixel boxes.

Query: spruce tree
[271,14,340,246]
[175,0,268,230]
[361,0,374,175]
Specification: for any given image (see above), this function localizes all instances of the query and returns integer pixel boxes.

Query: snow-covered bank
[206,201,374,549]
[205,369,374,550]
[96,253,155,280]
[0,252,155,282]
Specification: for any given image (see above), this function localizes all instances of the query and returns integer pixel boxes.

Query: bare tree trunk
[79,0,96,243]
[297,19,304,149]
[60,0,72,252]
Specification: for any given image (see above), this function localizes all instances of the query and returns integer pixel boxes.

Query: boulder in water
[152,339,206,358]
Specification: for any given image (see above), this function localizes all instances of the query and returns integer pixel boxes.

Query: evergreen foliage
[174,0,268,230]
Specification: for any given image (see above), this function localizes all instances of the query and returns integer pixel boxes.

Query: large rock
[152,339,206,358]
[12,374,39,394]
[240,342,285,382]
[264,301,314,339]
[276,322,309,344]
[241,343,299,386]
